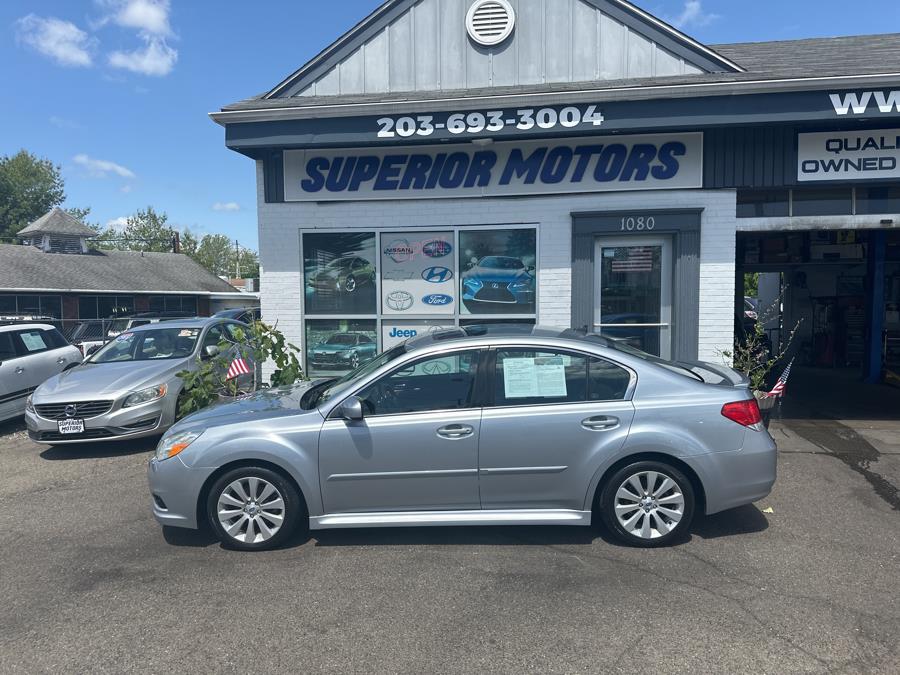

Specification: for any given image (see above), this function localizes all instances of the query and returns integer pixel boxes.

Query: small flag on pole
[226,357,251,380]
[766,357,794,398]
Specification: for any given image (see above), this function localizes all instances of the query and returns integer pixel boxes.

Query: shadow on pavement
[39,436,160,460]
[162,525,218,548]
[691,504,769,539]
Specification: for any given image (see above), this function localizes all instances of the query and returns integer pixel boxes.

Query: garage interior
[736,228,900,419]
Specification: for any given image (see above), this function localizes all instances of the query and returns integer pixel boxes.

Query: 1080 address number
[376,105,605,139]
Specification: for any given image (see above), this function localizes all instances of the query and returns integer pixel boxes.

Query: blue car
[462,256,535,309]
[308,332,377,371]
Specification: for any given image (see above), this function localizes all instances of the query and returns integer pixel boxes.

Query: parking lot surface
[0,416,898,674]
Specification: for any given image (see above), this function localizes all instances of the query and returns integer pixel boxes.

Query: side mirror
[339,396,364,422]
[203,345,220,360]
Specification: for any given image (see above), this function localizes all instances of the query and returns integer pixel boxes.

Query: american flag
[226,357,252,380]
[766,358,794,398]
[610,247,655,273]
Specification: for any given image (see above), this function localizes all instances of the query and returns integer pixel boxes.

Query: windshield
[325,334,356,345]
[326,258,355,271]
[479,256,523,270]
[89,327,200,363]
[315,345,407,406]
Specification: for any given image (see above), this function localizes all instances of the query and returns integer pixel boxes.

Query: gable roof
[264,0,742,100]
[0,245,239,295]
[217,32,900,116]
[18,208,97,238]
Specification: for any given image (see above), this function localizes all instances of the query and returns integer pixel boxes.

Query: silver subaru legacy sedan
[26,318,253,444]
[148,326,776,550]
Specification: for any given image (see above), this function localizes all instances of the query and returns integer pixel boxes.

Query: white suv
[0,324,83,423]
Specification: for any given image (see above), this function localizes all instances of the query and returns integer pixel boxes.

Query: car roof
[404,324,610,351]
[128,317,225,332]
[0,323,57,332]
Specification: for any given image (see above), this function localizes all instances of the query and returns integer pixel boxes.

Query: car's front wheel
[599,460,695,548]
[206,466,306,551]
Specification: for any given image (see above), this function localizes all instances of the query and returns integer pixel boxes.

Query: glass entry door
[594,236,673,359]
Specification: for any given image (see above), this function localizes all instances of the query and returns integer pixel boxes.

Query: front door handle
[15,366,24,374]
[582,415,619,431]
[436,424,474,439]
[57,357,66,364]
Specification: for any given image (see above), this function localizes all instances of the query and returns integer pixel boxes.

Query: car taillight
[721,399,764,431]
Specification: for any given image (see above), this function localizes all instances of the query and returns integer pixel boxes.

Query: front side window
[356,350,481,416]
[493,349,630,406]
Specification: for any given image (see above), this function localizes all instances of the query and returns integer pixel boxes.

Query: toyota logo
[64,404,77,418]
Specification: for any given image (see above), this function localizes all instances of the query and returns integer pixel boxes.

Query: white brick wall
[255,161,736,366]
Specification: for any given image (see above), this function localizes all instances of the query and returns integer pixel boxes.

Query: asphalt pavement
[0,416,898,674]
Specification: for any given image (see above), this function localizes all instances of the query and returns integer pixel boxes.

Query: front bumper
[25,396,174,444]
[148,455,215,530]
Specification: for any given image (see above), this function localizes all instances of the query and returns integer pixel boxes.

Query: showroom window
[78,295,134,319]
[300,226,538,377]
[148,295,199,314]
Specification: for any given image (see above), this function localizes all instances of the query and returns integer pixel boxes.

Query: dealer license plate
[57,419,85,435]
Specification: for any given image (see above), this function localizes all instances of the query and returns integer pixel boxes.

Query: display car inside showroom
[212,0,900,405]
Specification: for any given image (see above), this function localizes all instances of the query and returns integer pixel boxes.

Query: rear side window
[15,329,50,354]
[42,328,69,349]
[493,349,631,406]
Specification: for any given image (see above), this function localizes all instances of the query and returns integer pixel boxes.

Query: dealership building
[213,0,900,399]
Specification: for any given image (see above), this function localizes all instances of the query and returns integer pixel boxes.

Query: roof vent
[466,0,515,47]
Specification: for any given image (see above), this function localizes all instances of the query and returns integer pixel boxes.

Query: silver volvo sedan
[148,326,776,550]
[26,318,253,444]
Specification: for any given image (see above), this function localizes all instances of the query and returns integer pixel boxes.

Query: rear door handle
[57,357,66,364]
[15,367,25,374]
[582,415,619,431]
[436,424,474,439]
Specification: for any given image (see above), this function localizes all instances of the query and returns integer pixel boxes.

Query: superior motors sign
[283,133,702,201]
[798,128,900,182]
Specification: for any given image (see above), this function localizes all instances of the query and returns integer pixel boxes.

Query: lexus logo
[64,404,77,418]
[492,283,500,289]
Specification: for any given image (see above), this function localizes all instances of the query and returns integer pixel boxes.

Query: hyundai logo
[422,266,453,283]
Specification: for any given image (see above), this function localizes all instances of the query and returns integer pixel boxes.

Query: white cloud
[49,116,81,130]
[15,15,96,67]
[212,202,241,212]
[73,154,136,179]
[108,35,177,76]
[94,0,172,36]
[671,1,719,29]
[106,216,130,231]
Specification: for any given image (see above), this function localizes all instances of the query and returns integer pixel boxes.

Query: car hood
[467,267,531,283]
[175,380,324,428]
[35,359,190,401]
[313,343,352,353]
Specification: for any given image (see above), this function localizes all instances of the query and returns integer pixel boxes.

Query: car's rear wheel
[206,466,306,551]
[599,460,695,548]
[345,275,357,293]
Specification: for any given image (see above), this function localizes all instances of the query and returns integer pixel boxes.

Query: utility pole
[234,238,240,279]
[172,231,181,254]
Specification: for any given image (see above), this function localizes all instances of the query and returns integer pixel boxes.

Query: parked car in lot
[213,307,261,325]
[0,323,83,423]
[26,318,253,444]
[308,332,377,370]
[148,325,776,551]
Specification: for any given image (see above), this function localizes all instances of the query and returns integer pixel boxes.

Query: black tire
[598,460,695,548]
[206,466,307,551]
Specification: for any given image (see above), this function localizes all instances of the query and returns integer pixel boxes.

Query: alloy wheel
[216,477,286,544]
[345,275,357,293]
[613,470,685,539]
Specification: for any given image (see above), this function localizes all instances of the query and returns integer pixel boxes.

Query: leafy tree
[94,206,176,252]
[0,150,65,238]
[194,233,234,276]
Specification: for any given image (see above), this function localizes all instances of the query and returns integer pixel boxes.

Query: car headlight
[509,279,533,291]
[464,278,483,290]
[123,384,168,408]
[25,394,35,413]
[155,429,203,461]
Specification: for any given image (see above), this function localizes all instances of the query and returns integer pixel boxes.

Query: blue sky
[2,0,898,250]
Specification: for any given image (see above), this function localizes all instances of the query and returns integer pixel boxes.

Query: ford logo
[422,266,453,283]
[422,294,453,306]
[422,240,452,258]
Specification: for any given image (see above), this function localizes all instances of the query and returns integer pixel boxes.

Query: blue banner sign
[283,134,702,201]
